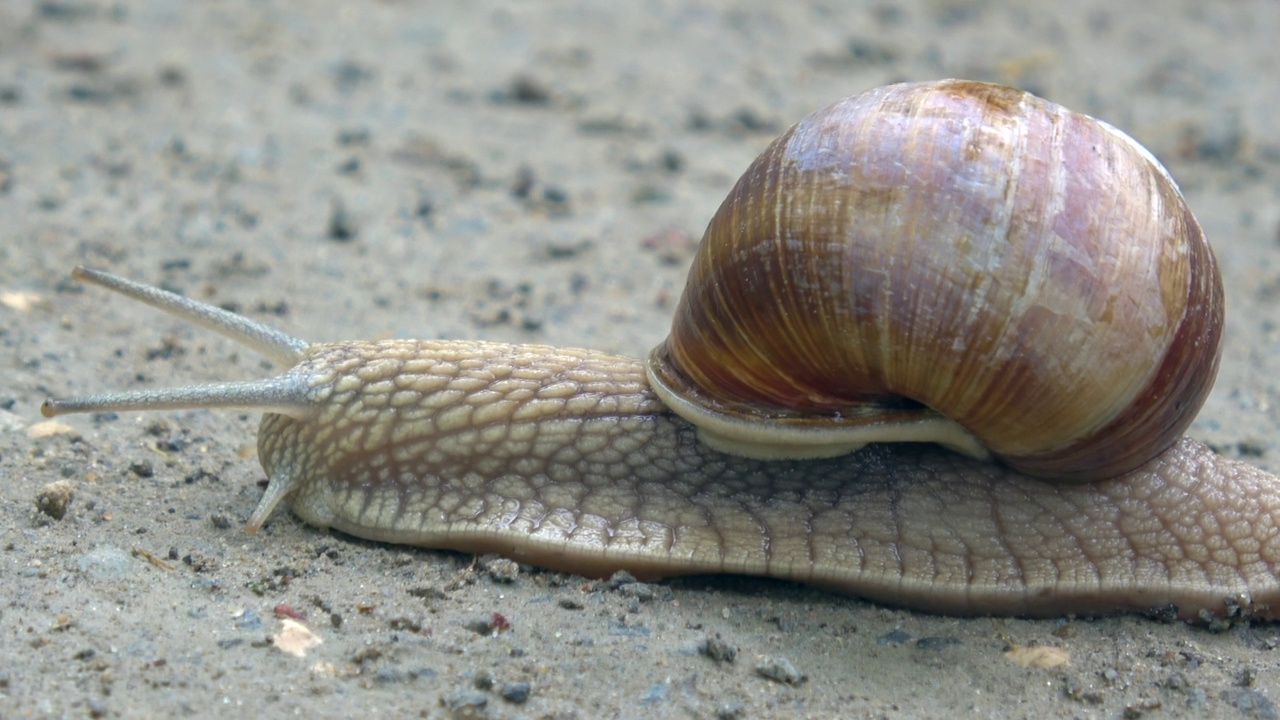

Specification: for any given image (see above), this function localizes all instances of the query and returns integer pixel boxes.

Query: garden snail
[41,80,1280,622]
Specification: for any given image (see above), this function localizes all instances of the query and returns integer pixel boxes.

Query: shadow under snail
[42,80,1280,623]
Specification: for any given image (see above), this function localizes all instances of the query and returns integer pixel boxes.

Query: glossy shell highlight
[648,80,1224,481]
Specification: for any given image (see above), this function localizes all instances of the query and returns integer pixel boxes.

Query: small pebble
[443,689,489,719]
[700,635,737,663]
[328,198,356,241]
[35,480,74,519]
[336,156,361,175]
[483,557,519,583]
[755,655,803,685]
[501,75,551,105]
[235,608,262,631]
[500,680,531,704]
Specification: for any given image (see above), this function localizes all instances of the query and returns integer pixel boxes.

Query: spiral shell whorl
[651,80,1224,481]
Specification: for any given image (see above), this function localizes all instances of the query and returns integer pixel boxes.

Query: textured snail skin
[41,290,1280,622]
[255,340,1280,622]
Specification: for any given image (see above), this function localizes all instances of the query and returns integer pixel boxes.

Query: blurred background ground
[2,1,1280,717]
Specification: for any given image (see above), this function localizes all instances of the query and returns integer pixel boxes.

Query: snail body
[41,81,1280,622]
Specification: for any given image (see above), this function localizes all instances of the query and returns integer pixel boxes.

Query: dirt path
[3,1,1280,717]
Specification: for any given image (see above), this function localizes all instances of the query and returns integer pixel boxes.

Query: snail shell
[648,80,1224,481]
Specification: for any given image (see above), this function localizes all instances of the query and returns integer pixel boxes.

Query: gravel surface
[3,1,1280,717]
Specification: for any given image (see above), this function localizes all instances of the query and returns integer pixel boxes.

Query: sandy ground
[3,1,1280,718]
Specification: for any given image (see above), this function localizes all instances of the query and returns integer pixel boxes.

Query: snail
[41,80,1280,622]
